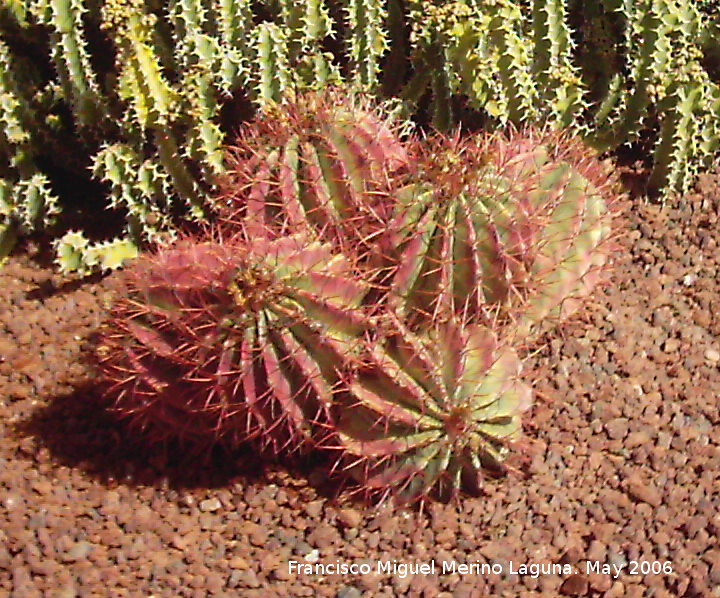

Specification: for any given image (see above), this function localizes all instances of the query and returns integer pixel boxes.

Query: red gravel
[1,173,719,597]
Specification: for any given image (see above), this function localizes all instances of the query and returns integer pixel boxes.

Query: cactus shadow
[11,383,342,497]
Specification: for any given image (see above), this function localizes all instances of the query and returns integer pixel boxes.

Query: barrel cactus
[330,314,532,504]
[383,128,619,342]
[97,233,372,453]
[95,112,622,503]
[217,90,410,265]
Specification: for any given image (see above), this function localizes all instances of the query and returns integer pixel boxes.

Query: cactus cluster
[97,92,620,504]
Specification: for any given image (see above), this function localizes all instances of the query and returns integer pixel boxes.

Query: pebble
[605,418,629,440]
[304,500,323,519]
[199,498,222,512]
[625,430,651,449]
[304,549,320,563]
[710,561,720,585]
[62,541,93,562]
[337,508,362,529]
[626,475,662,507]
[228,556,249,570]
[663,338,680,353]
[336,586,362,598]
[560,574,588,596]
[704,348,720,363]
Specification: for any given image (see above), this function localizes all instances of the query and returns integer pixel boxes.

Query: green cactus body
[48,0,107,126]
[386,129,617,342]
[220,91,409,261]
[332,315,531,503]
[509,161,614,338]
[54,230,139,275]
[98,234,371,452]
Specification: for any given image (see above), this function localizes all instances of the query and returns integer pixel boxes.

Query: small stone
[304,500,323,519]
[625,430,651,449]
[605,418,629,440]
[239,522,267,546]
[663,338,679,353]
[337,508,362,529]
[559,546,582,565]
[336,586,362,598]
[63,541,93,562]
[171,534,189,550]
[560,574,589,595]
[228,556,249,570]
[625,475,662,507]
[53,584,78,598]
[709,561,720,585]
[30,479,53,495]
[199,498,222,512]
[240,569,260,588]
[704,348,720,363]
[587,540,606,562]
[198,513,215,530]
[3,493,23,510]
[134,504,153,524]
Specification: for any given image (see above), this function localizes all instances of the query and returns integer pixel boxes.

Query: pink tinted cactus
[217,89,410,263]
[479,128,622,338]
[96,107,622,505]
[383,127,621,342]
[97,233,372,454]
[329,313,532,504]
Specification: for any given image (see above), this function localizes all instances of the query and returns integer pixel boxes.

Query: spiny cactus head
[97,233,373,455]
[329,314,532,505]
[385,126,622,342]
[217,88,411,261]
[479,127,624,339]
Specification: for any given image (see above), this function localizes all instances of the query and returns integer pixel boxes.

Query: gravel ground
[1,173,719,598]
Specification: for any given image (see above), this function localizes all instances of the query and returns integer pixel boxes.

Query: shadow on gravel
[10,383,346,500]
[25,271,109,302]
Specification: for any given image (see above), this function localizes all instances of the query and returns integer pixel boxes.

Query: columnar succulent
[97,233,372,454]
